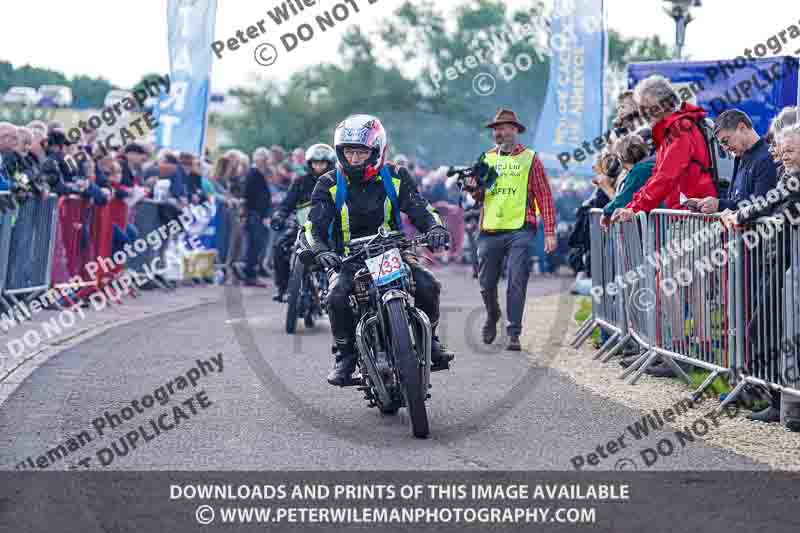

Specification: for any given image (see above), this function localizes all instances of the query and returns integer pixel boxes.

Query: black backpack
[689,117,730,198]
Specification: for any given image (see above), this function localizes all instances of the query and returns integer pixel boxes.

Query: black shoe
[327,351,358,386]
[230,264,246,282]
[622,344,640,356]
[483,319,499,345]
[749,405,781,423]
[506,335,522,351]
[273,290,286,302]
[431,336,455,371]
[480,290,501,344]
[618,354,641,368]
[644,362,676,378]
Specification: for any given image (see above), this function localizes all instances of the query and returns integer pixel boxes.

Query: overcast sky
[0,0,797,92]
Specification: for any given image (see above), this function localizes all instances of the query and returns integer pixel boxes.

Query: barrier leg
[572,317,594,345]
[688,369,722,402]
[626,350,660,385]
[2,293,30,322]
[719,378,749,410]
[600,332,631,363]
[572,319,597,348]
[619,349,652,380]
[659,355,692,385]
[594,331,620,360]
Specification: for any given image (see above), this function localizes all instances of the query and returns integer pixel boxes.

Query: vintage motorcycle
[285,208,329,334]
[311,227,438,438]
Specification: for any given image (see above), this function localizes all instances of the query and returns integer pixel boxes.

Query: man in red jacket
[611,75,717,222]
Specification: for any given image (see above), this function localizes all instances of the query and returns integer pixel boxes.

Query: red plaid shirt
[470,144,556,236]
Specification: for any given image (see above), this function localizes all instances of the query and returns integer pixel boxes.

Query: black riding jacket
[275,171,318,220]
[308,163,441,254]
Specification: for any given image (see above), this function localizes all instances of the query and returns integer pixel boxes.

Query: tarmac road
[0,267,765,471]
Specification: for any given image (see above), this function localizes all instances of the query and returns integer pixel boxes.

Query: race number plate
[365,248,404,286]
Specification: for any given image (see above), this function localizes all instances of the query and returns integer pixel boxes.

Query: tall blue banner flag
[156,0,218,155]
[533,0,607,177]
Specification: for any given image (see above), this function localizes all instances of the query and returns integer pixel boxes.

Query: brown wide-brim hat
[485,108,526,133]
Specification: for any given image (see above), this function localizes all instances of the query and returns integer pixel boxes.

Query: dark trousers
[244,211,268,280]
[478,226,536,337]
[272,225,298,292]
[326,254,440,352]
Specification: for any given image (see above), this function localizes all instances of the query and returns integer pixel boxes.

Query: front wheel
[285,257,304,334]
[386,298,429,438]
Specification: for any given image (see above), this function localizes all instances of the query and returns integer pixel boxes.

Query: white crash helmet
[333,114,387,180]
[304,143,336,174]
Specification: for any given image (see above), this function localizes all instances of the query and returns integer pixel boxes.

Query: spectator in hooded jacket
[611,75,718,223]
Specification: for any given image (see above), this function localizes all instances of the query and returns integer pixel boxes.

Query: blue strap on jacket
[333,167,403,228]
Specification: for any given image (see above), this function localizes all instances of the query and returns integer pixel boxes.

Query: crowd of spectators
[569,73,800,429]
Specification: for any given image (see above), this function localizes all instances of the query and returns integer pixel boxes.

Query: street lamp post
[662,0,702,60]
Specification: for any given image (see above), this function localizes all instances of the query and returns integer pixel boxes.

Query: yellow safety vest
[482,149,538,231]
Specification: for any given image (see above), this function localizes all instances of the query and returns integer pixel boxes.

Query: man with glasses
[690,109,778,214]
[464,109,557,351]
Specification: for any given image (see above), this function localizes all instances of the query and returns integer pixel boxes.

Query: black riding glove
[316,251,342,271]
[428,225,450,251]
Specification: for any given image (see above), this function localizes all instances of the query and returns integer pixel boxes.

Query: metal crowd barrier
[0,192,14,311]
[626,210,735,397]
[574,206,800,403]
[722,216,800,406]
[571,209,627,354]
[127,199,170,290]
[612,212,673,384]
[51,196,102,297]
[3,194,59,308]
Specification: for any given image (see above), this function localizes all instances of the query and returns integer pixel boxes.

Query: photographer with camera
[463,109,556,351]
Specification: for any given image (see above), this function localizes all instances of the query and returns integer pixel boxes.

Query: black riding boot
[430,322,454,371]
[327,339,358,386]
[481,289,501,344]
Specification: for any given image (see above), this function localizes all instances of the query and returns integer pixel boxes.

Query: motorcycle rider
[308,114,454,386]
[270,143,337,302]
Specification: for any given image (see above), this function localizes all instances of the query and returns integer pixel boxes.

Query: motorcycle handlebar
[321,231,435,272]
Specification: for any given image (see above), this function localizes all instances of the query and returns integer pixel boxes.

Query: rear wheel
[285,257,304,334]
[386,298,429,438]
[304,291,315,329]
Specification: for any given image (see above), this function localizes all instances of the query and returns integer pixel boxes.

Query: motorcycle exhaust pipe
[408,307,432,392]
[355,314,392,407]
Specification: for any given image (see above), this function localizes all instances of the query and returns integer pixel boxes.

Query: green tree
[221,1,672,167]
[608,30,673,69]
[70,75,115,108]
[0,60,118,108]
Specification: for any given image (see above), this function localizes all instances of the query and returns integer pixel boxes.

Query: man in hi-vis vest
[465,109,557,351]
